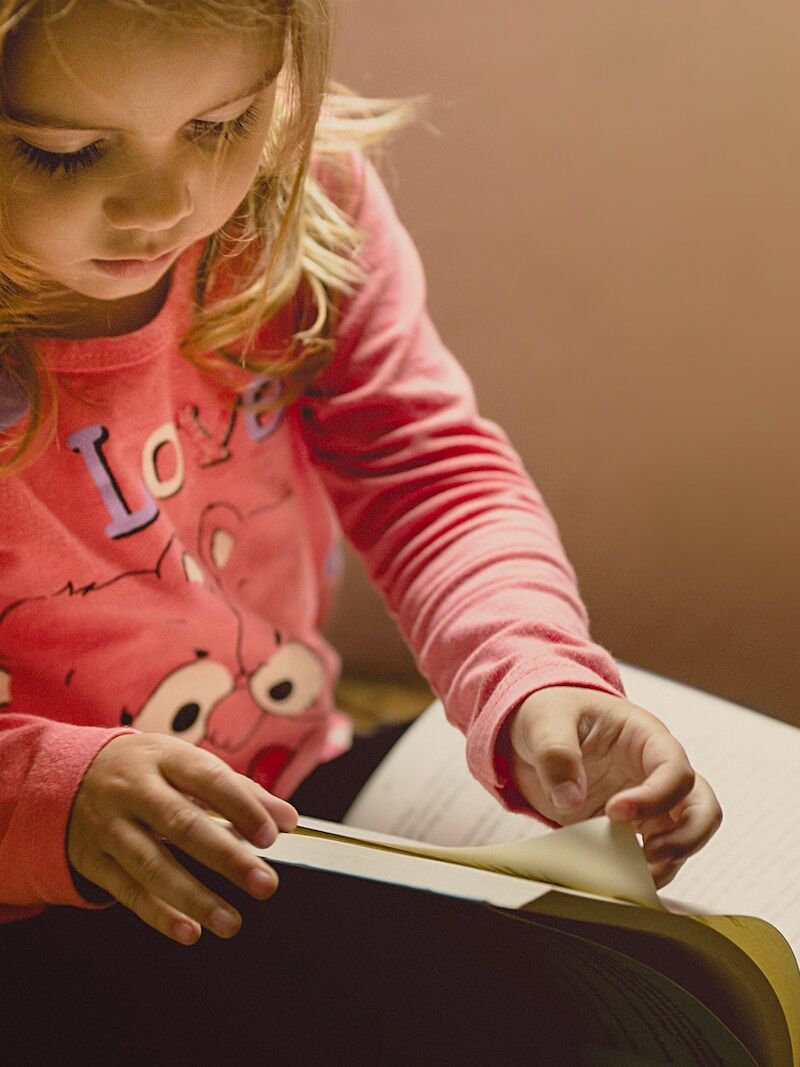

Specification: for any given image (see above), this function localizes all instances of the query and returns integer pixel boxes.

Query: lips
[99,248,176,263]
[91,248,178,279]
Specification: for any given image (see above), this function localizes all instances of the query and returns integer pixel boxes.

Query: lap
[0,864,584,1065]
[0,728,589,1064]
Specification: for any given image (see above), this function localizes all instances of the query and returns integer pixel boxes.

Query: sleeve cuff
[4,723,136,909]
[465,659,626,819]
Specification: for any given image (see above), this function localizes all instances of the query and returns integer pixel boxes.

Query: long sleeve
[0,706,134,919]
[302,158,625,809]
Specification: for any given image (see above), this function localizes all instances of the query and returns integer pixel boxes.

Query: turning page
[345,663,800,966]
[619,663,800,965]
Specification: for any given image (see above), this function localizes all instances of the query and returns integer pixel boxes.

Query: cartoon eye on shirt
[248,642,325,717]
[121,654,234,744]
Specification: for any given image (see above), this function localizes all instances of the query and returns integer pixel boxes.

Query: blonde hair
[0,0,415,472]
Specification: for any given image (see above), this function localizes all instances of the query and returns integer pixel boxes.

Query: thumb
[510,696,587,815]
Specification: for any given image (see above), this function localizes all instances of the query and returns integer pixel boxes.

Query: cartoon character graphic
[0,502,344,795]
[125,592,328,790]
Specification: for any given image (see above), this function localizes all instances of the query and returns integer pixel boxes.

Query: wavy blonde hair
[0,0,415,472]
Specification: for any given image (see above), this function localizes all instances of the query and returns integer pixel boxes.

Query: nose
[103,161,193,232]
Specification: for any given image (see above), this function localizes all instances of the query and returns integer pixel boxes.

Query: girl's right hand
[67,733,297,945]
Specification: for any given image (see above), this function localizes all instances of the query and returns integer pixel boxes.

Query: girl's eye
[9,99,262,181]
[12,138,105,178]
[188,101,262,146]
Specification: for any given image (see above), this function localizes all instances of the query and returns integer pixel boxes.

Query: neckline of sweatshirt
[35,242,203,375]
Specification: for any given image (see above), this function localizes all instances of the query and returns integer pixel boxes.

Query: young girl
[0,0,721,956]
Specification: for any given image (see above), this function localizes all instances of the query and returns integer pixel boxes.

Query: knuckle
[132,844,166,888]
[537,743,577,776]
[231,802,263,836]
[198,756,230,793]
[136,780,170,814]
[203,831,242,873]
[104,815,130,851]
[163,803,203,843]
[122,836,164,887]
[121,881,149,917]
[218,834,247,868]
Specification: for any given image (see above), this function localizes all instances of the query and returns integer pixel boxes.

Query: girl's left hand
[508,686,722,888]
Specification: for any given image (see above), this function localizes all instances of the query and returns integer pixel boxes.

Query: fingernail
[551,782,582,810]
[253,823,276,850]
[209,907,241,938]
[279,806,299,832]
[246,867,277,898]
[174,921,198,946]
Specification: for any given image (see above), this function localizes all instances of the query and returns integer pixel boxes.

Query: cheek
[0,177,96,263]
[204,142,267,225]
[200,100,277,226]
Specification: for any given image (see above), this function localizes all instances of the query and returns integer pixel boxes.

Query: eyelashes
[12,139,105,178]
[11,100,263,180]
[188,100,262,146]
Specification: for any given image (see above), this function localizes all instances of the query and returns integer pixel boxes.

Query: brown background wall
[325,1,800,726]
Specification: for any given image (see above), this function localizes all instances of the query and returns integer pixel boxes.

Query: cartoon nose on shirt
[122,637,325,748]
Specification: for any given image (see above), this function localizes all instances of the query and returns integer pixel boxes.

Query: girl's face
[0,1,284,335]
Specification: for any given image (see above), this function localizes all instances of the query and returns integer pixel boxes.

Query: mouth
[91,248,179,279]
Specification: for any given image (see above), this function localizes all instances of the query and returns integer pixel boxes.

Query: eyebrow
[5,61,282,133]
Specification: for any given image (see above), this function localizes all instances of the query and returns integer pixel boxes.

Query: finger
[93,854,203,946]
[605,732,695,821]
[161,745,296,848]
[511,703,587,815]
[634,812,675,837]
[106,820,245,939]
[130,787,281,903]
[643,777,722,865]
[648,857,683,890]
[241,774,298,836]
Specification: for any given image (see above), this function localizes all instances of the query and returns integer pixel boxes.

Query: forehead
[3,1,284,127]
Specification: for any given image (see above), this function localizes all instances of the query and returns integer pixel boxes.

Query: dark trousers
[0,726,598,1065]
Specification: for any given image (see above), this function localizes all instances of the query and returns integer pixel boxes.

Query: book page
[498,914,760,1067]
[344,701,546,846]
[296,813,660,907]
[259,829,555,909]
[619,663,800,964]
[518,892,794,1067]
[341,699,657,904]
[345,663,800,965]
[255,819,797,1064]
[258,827,760,1064]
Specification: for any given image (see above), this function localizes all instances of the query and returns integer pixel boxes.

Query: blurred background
[326,1,800,727]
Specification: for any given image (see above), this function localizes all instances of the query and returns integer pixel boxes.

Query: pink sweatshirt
[0,158,623,921]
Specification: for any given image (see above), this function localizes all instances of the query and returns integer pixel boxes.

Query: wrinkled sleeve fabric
[302,157,625,812]
[0,714,134,919]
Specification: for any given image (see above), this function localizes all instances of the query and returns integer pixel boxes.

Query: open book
[252,664,800,1067]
